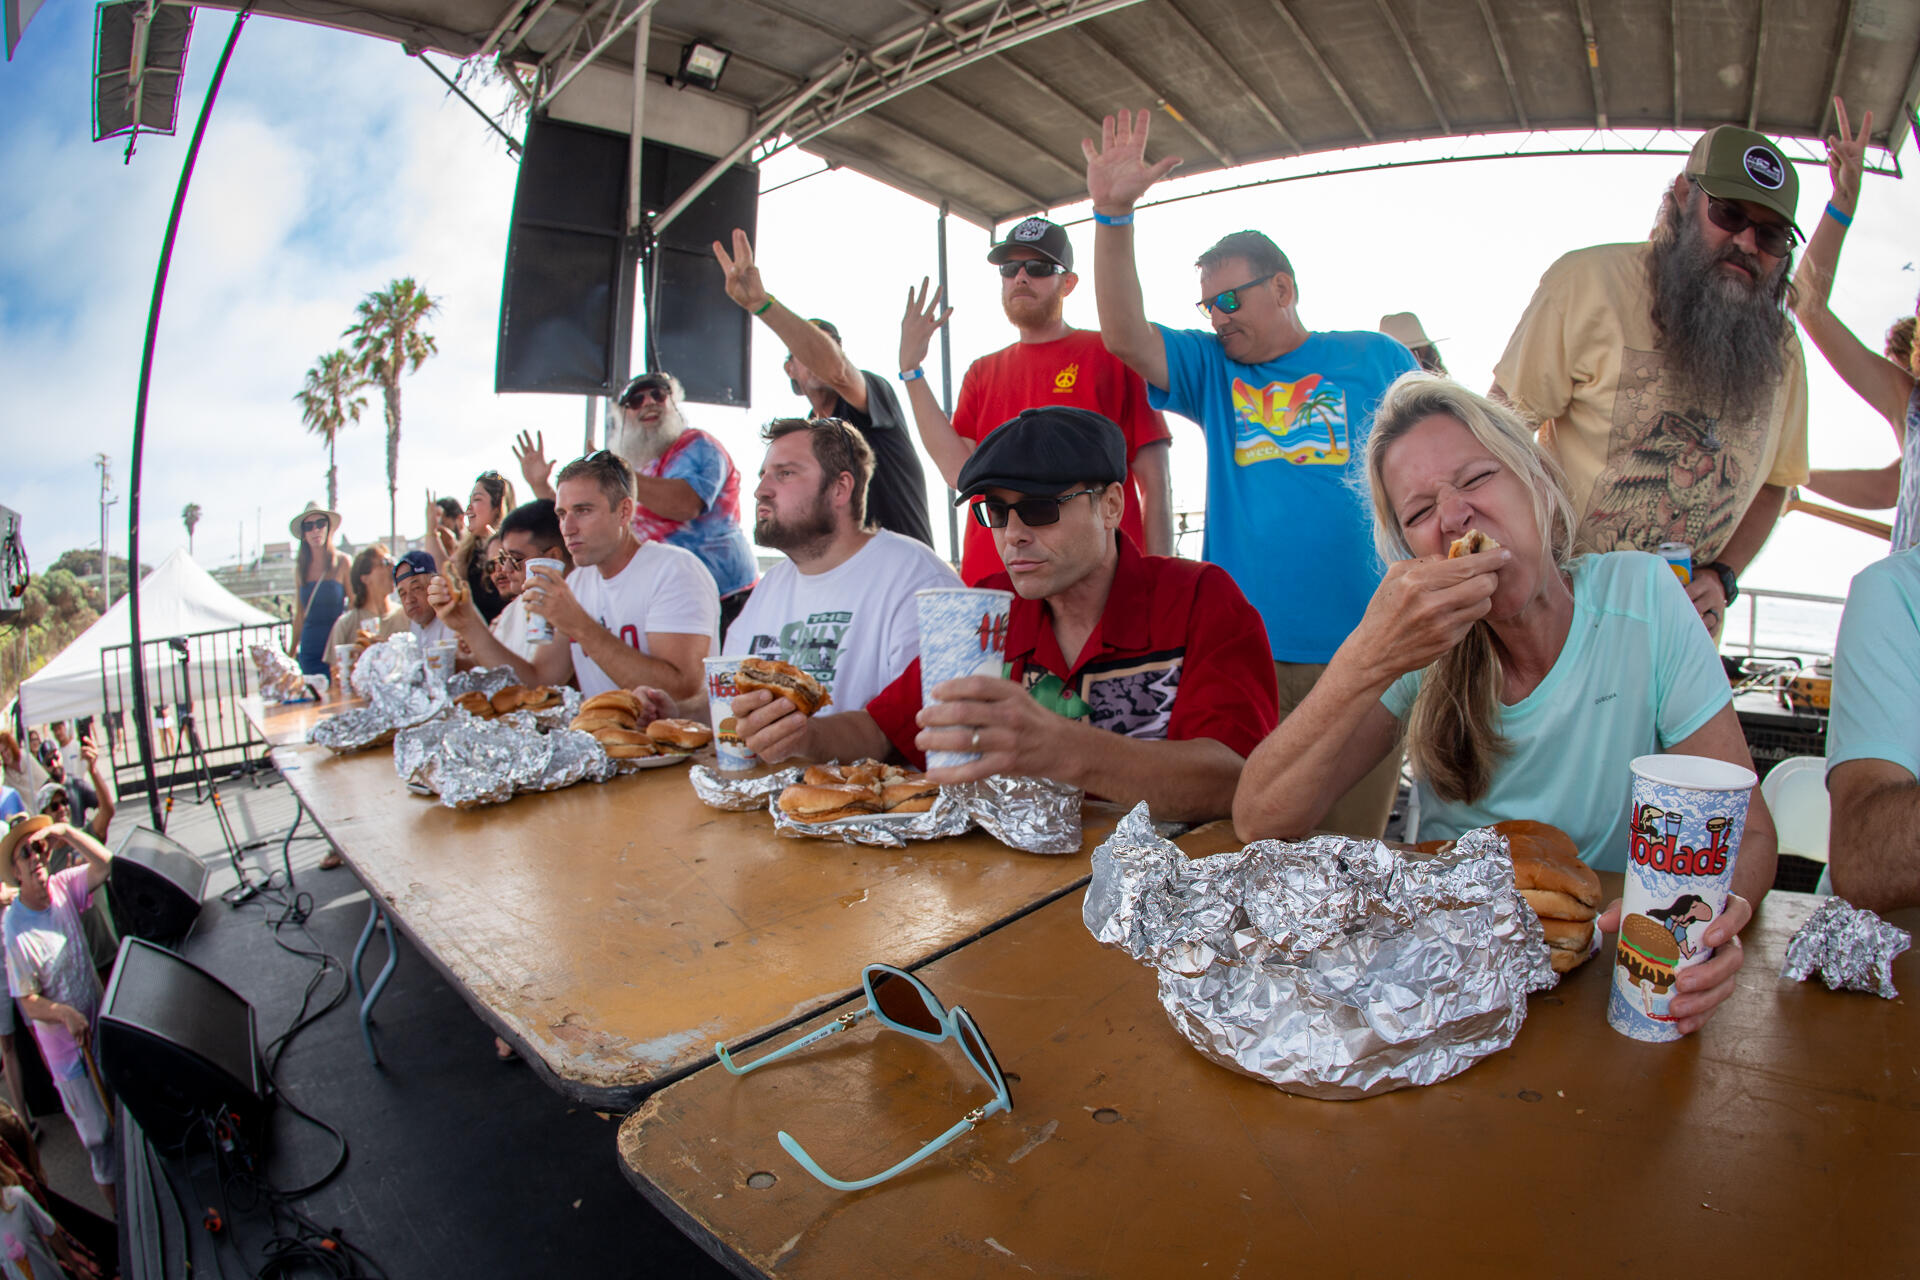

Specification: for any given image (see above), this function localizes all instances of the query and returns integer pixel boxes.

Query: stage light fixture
[678,41,729,92]
[92,0,193,144]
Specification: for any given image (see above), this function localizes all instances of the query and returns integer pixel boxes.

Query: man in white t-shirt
[725,418,959,713]
[436,451,717,698]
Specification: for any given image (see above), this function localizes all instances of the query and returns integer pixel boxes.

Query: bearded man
[1494,125,1812,638]
[897,216,1173,583]
[721,417,958,710]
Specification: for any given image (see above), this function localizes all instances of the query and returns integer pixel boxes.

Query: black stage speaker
[495,116,757,406]
[109,826,209,945]
[98,938,266,1152]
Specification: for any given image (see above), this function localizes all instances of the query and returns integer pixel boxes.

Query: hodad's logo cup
[1607,754,1755,1043]
[703,656,756,771]
[916,587,1014,771]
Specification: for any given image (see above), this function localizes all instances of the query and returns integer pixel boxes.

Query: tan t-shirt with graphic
[1495,241,1809,563]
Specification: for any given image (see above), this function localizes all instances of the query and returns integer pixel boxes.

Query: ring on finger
[969,729,981,751]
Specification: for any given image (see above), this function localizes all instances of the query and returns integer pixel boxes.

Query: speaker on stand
[109,826,210,946]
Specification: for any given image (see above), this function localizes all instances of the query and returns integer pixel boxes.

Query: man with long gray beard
[1495,125,1812,638]
[723,417,958,712]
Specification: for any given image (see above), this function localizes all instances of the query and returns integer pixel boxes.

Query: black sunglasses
[619,382,672,408]
[970,487,1105,529]
[997,260,1064,279]
[1691,181,1795,256]
[300,518,330,533]
[1196,273,1277,318]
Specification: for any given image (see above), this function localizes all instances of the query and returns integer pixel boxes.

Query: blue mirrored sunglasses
[1195,272,1276,318]
[716,963,1011,1191]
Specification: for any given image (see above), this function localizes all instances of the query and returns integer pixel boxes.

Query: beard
[1646,194,1793,423]
[1001,288,1065,331]
[608,402,687,470]
[755,484,837,555]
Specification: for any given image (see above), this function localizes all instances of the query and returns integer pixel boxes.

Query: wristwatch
[1703,560,1739,605]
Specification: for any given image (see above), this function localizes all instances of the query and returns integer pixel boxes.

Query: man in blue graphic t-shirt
[1083,107,1417,838]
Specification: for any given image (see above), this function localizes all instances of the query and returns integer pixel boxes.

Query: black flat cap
[955,407,1128,500]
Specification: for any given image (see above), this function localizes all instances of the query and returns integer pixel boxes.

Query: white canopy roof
[18,549,281,726]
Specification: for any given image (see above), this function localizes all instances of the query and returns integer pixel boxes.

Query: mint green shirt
[1828,546,1920,781]
[1383,553,1730,870]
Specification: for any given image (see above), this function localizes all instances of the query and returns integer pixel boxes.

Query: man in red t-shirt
[898,217,1173,583]
[731,407,1276,823]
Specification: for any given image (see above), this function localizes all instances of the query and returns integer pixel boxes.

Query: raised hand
[1082,109,1181,215]
[899,278,953,372]
[513,429,552,494]
[711,227,770,313]
[1824,97,1872,216]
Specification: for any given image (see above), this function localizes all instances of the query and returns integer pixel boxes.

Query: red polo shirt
[867,537,1279,769]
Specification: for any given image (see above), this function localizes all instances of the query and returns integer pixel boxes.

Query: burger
[735,658,832,717]
[1448,529,1501,558]
[1496,820,1601,973]
[879,777,938,813]
[778,783,882,823]
[455,691,497,719]
[645,718,713,752]
[1617,914,1679,993]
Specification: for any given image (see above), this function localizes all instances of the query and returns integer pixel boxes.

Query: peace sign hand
[1824,96,1872,216]
[1082,109,1181,216]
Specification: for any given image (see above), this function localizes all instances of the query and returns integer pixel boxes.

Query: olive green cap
[1685,125,1801,235]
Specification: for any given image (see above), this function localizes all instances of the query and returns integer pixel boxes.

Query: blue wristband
[1824,201,1853,228]
[1092,210,1134,227]
[898,368,925,382]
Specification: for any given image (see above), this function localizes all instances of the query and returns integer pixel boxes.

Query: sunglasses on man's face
[1195,273,1277,318]
[621,384,671,408]
[486,550,526,573]
[716,963,1010,1191]
[998,260,1064,280]
[1692,182,1795,257]
[970,488,1104,529]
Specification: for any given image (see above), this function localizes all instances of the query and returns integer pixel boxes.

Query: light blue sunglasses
[715,963,1012,1192]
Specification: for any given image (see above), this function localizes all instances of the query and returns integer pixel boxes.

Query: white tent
[18,549,282,725]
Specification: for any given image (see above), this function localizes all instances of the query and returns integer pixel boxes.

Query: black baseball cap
[393,550,437,583]
[986,217,1073,272]
[616,372,676,409]
[955,407,1127,500]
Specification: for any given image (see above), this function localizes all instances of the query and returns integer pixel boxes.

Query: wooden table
[240,694,350,748]
[619,879,1920,1276]
[253,695,1161,1107]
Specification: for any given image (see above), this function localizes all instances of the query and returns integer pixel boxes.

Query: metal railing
[1724,586,1847,664]
[96,621,288,796]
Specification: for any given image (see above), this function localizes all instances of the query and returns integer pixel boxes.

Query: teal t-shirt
[1383,552,1730,870]
[1828,545,1920,781]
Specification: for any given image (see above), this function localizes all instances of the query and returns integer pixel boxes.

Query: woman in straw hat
[288,502,349,675]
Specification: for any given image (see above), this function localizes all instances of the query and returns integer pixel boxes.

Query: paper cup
[424,639,460,694]
[1607,754,1755,1043]
[916,587,1014,770]
[333,644,358,696]
[523,558,565,647]
[704,657,757,771]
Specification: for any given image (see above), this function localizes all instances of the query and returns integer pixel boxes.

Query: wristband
[1092,210,1134,227]
[752,297,775,316]
[1824,202,1853,228]
[898,368,925,382]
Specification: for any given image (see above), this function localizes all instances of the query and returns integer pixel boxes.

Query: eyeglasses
[716,964,1011,1192]
[1195,273,1277,318]
[486,550,525,573]
[998,260,1064,279]
[1691,181,1796,256]
[620,383,671,408]
[969,487,1104,529]
[300,518,330,533]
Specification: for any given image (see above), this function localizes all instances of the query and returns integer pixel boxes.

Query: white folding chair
[1760,756,1830,882]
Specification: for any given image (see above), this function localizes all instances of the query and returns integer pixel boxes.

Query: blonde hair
[1363,374,1578,804]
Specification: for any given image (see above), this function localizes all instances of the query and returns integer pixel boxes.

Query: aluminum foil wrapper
[1780,897,1911,999]
[396,717,553,808]
[250,644,313,703]
[445,666,519,700]
[690,765,804,811]
[771,784,972,848]
[525,728,618,791]
[351,633,444,722]
[949,775,1083,855]
[1085,806,1553,1100]
[309,707,401,753]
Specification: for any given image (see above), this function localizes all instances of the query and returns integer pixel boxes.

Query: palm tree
[343,278,439,544]
[295,349,369,512]
[181,502,202,556]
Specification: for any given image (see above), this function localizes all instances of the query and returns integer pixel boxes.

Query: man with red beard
[1495,125,1812,639]
[899,217,1173,583]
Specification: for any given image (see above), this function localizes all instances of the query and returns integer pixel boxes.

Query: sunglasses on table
[1690,181,1796,256]
[969,487,1104,529]
[997,260,1065,279]
[716,963,1011,1192]
[1195,273,1277,318]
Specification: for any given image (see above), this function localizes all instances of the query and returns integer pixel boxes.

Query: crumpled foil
[948,775,1083,855]
[526,727,619,791]
[1780,897,1911,999]
[351,633,444,722]
[309,707,402,753]
[1084,806,1553,1100]
[689,765,805,811]
[250,644,314,703]
[397,716,614,808]
[446,666,519,700]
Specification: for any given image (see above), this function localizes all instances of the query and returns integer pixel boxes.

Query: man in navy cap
[733,407,1277,823]
[388,549,457,648]
[896,216,1174,583]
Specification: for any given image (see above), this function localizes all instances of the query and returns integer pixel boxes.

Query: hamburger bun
[571,713,638,735]
[491,686,530,713]
[1549,946,1589,974]
[645,718,713,750]
[879,778,937,812]
[804,761,887,787]
[778,783,881,823]
[591,726,654,748]
[455,691,497,718]
[517,686,564,711]
[1448,529,1501,559]
[580,690,646,718]
[736,658,832,717]
[1495,820,1601,918]
[1539,916,1594,952]
[604,741,661,759]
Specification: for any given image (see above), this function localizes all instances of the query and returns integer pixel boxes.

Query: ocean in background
[1723,592,1847,662]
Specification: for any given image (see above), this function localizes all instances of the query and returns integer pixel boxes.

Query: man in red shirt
[899,217,1173,583]
[732,407,1276,823]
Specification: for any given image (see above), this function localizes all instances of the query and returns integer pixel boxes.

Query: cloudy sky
[4,3,1917,606]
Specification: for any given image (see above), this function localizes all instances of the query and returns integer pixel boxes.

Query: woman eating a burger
[1232,374,1775,1035]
